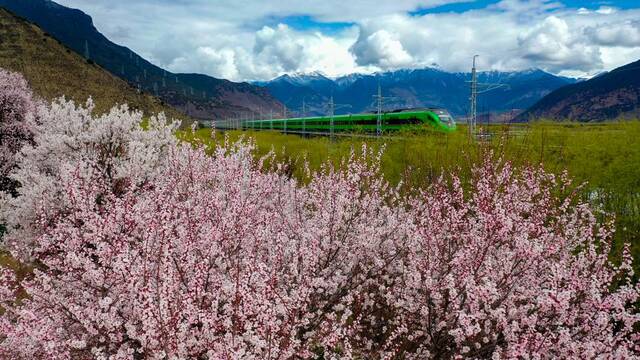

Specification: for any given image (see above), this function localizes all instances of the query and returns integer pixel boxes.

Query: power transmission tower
[326,96,351,140]
[283,105,288,133]
[302,98,307,133]
[469,55,478,137]
[467,55,509,137]
[84,40,90,60]
[329,96,335,139]
[373,84,384,137]
[370,82,398,137]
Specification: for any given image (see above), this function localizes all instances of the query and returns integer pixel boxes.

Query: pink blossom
[0,94,637,358]
[0,68,37,195]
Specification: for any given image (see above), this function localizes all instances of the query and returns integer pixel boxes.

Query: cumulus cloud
[346,2,640,77]
[254,25,307,71]
[351,28,413,68]
[585,20,640,47]
[54,0,640,81]
[518,16,602,72]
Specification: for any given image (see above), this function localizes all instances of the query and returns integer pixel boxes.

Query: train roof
[389,107,450,113]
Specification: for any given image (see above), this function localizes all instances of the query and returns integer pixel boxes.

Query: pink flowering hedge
[0,69,638,359]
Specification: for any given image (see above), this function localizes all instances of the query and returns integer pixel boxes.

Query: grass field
[180,121,640,276]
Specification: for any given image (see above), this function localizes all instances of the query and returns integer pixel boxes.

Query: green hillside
[0,7,186,119]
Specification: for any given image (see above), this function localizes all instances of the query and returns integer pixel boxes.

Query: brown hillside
[0,7,186,119]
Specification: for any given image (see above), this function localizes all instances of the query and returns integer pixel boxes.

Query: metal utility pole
[84,40,90,60]
[326,97,351,140]
[469,55,479,137]
[467,55,507,138]
[374,84,383,137]
[283,105,288,133]
[270,110,273,130]
[302,98,307,133]
[329,96,335,140]
[371,83,397,137]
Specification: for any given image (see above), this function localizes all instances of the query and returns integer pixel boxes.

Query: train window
[386,117,421,125]
[439,115,453,125]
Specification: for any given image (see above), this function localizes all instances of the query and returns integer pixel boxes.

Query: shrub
[0,68,37,196]
[0,150,637,358]
[372,162,640,358]
[0,97,179,258]
[0,101,637,358]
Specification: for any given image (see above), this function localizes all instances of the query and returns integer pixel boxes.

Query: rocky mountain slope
[0,7,185,119]
[520,59,640,121]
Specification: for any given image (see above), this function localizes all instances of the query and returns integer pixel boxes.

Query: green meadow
[180,121,640,276]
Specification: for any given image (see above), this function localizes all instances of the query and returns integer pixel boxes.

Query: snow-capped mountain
[256,68,577,117]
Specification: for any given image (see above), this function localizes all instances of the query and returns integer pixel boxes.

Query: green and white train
[221,108,457,134]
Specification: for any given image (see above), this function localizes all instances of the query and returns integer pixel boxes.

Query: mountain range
[0,7,185,119]
[255,68,577,118]
[520,59,640,121]
[2,0,637,123]
[0,0,282,120]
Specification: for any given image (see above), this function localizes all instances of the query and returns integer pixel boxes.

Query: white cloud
[254,25,306,71]
[518,16,602,72]
[351,28,414,68]
[595,6,616,15]
[54,0,640,81]
[585,20,640,47]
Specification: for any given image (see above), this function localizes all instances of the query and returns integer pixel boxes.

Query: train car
[241,108,457,134]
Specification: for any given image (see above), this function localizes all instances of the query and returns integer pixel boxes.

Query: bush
[0,94,638,358]
[0,116,637,358]
[0,68,37,196]
[0,97,179,258]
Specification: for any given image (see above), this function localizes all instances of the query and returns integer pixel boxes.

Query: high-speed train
[238,108,457,134]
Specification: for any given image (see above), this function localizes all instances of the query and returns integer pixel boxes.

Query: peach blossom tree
[0,88,637,358]
[0,68,37,196]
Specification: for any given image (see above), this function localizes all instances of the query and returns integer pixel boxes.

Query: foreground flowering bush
[0,94,638,358]
[380,164,640,358]
[1,97,178,255]
[0,68,37,196]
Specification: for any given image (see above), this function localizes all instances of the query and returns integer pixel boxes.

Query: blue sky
[55,0,640,81]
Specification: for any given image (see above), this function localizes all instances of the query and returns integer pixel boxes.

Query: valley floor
[182,121,640,276]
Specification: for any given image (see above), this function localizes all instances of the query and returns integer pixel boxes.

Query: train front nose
[437,110,456,130]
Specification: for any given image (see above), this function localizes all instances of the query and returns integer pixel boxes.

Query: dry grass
[0,8,186,120]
